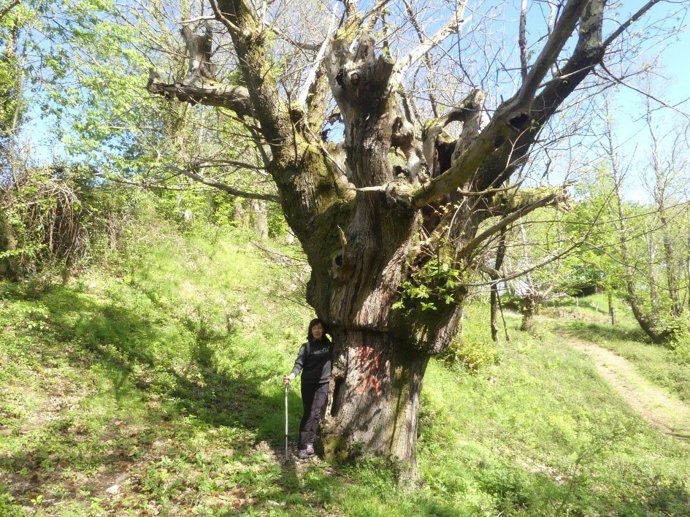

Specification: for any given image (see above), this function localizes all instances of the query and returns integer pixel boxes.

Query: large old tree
[148,0,676,471]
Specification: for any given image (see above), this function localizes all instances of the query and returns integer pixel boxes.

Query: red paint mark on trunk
[354,346,383,397]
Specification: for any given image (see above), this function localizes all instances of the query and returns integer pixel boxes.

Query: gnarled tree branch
[501,0,588,116]
[489,185,571,217]
[421,88,486,176]
[408,0,608,207]
[147,69,253,117]
[181,22,216,80]
[215,0,293,158]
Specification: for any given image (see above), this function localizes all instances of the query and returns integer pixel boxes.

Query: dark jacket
[289,339,332,384]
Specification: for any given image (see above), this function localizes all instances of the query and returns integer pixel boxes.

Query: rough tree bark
[147,0,667,475]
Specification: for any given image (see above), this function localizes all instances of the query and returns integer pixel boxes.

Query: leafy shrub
[0,167,142,280]
[475,460,534,511]
[0,485,24,517]
[671,339,690,365]
[660,314,690,363]
[440,335,498,371]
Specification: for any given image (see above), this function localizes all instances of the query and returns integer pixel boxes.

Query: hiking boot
[297,448,310,460]
[305,444,315,456]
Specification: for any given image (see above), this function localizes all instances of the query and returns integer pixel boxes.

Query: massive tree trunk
[146,0,664,474]
[293,34,469,469]
[324,329,429,465]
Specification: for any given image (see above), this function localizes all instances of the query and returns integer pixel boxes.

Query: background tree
[643,95,689,323]
[562,173,625,325]
[0,1,176,278]
[1,0,34,277]
[596,97,690,344]
[507,218,568,333]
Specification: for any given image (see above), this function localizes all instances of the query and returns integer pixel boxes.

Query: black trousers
[299,382,329,449]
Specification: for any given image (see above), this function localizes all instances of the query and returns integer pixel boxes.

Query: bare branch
[242,122,271,169]
[179,16,216,25]
[401,0,455,117]
[264,22,323,51]
[208,0,243,35]
[490,184,572,217]
[519,0,528,83]
[455,189,568,260]
[492,243,578,284]
[195,159,267,172]
[355,179,522,202]
[597,63,690,119]
[297,10,339,108]
[361,0,393,32]
[171,165,279,202]
[466,233,585,289]
[342,0,357,19]
[508,0,588,113]
[602,0,664,49]
[259,0,268,32]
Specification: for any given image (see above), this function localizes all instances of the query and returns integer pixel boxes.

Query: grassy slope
[546,293,690,405]
[0,227,689,516]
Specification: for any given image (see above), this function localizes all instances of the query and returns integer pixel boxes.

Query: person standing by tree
[284,318,332,459]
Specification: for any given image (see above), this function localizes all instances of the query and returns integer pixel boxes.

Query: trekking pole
[284,383,289,461]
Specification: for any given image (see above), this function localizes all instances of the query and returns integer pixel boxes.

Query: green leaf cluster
[394,259,465,315]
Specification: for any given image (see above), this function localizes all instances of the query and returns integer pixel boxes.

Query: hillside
[1,227,689,516]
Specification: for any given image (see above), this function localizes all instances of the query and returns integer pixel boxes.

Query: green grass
[546,294,690,404]
[1,226,689,515]
[0,225,317,516]
[419,304,690,515]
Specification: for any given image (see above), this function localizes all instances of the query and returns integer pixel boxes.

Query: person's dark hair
[307,318,328,342]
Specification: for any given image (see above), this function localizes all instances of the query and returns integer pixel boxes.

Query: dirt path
[563,334,690,440]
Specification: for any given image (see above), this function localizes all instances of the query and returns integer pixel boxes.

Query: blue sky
[609,1,690,203]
